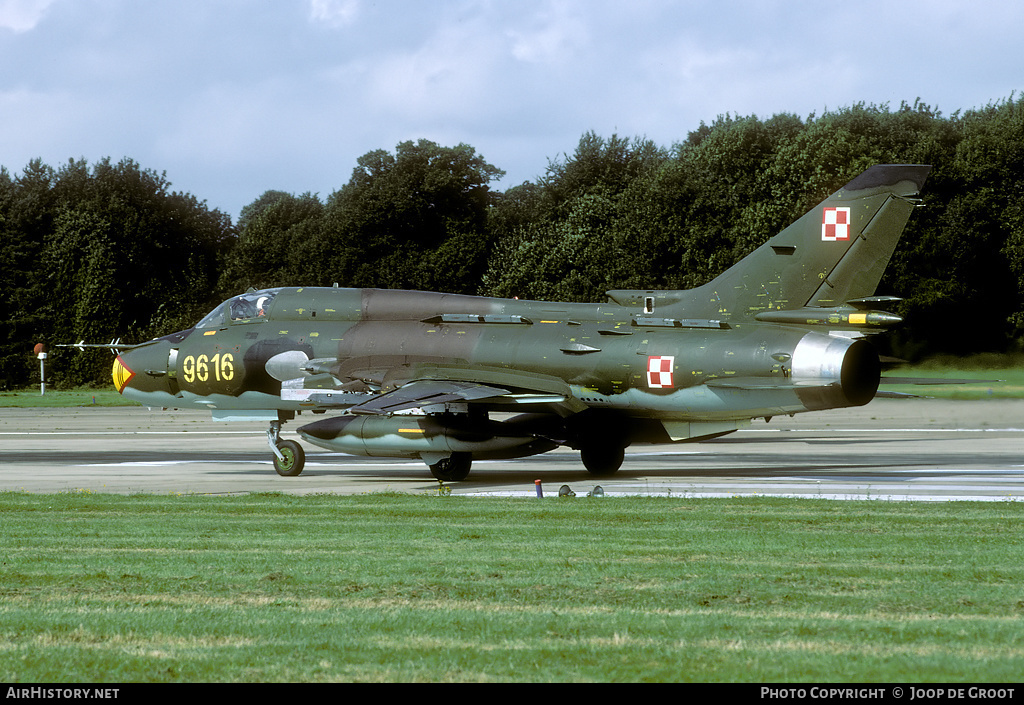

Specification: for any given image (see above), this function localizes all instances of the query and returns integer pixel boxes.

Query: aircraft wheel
[581,443,624,477]
[273,440,305,477]
[429,452,472,482]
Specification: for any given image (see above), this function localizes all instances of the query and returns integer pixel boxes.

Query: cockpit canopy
[196,289,281,328]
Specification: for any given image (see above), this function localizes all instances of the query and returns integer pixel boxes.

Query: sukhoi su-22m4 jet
[106,165,930,481]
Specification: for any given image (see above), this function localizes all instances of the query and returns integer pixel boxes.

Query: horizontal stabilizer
[875,390,927,399]
[880,376,1002,386]
[706,376,842,391]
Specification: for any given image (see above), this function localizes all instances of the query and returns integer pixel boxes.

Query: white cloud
[1,0,1021,218]
[308,0,359,29]
[363,16,505,123]
[507,2,588,65]
[638,39,856,126]
[0,0,55,32]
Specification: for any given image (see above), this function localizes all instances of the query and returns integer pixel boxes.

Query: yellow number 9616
[182,353,235,384]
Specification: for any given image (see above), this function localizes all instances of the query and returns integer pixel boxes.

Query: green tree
[5,157,234,387]
[0,160,58,387]
[886,96,1024,356]
[220,191,324,293]
[481,132,667,300]
[314,139,505,293]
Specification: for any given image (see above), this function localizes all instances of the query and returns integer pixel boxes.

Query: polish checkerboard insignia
[647,355,674,388]
[821,207,851,241]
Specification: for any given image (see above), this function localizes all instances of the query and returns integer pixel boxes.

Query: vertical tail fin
[657,164,931,322]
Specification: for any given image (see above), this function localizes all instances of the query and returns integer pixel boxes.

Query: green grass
[1,492,1022,682]
[0,387,140,407]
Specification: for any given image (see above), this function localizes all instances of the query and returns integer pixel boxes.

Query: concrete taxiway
[1,399,1022,500]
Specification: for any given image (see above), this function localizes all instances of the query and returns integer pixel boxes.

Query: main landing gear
[269,418,305,477]
[572,413,627,477]
[428,452,472,482]
[580,440,625,477]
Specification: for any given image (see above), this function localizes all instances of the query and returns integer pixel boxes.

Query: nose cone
[112,355,136,393]
[113,340,179,405]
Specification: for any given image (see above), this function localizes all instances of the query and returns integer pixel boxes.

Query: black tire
[429,452,472,482]
[580,443,624,477]
[273,439,305,477]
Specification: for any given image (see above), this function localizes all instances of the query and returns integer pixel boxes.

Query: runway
[1,399,1023,500]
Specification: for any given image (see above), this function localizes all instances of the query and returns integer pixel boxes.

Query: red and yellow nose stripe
[112,356,135,394]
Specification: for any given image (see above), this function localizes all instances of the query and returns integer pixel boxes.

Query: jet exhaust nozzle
[791,334,881,410]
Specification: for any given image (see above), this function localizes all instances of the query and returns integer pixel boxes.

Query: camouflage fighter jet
[108,164,931,480]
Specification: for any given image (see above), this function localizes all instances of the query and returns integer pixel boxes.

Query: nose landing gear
[268,418,305,476]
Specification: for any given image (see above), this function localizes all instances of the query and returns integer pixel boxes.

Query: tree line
[2,96,1022,388]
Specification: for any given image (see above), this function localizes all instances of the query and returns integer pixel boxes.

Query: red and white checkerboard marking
[647,356,675,388]
[821,207,851,241]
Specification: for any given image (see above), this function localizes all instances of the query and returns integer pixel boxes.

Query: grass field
[1,492,1021,682]
[0,388,139,408]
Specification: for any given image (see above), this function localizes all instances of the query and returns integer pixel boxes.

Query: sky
[1,0,1022,221]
